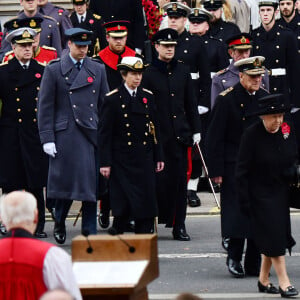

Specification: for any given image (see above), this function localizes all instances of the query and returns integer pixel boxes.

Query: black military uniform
[205,57,268,277]
[252,1,299,106]
[142,29,201,241]
[89,0,147,51]
[99,57,163,234]
[70,0,106,57]
[0,28,48,237]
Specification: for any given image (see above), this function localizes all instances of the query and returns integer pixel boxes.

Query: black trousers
[113,216,154,234]
[228,238,261,273]
[2,187,45,231]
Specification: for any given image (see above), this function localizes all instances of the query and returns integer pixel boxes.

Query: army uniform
[38,1,73,49]
[70,10,106,57]
[0,28,48,236]
[99,81,163,233]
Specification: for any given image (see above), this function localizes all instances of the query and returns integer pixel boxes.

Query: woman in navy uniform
[99,56,164,234]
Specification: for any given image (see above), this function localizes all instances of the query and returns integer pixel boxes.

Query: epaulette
[3,50,14,62]
[142,88,153,95]
[178,60,184,63]
[43,15,57,22]
[259,86,269,93]
[220,86,233,96]
[106,88,118,96]
[216,68,228,76]
[41,45,57,51]
[48,58,61,65]
[0,61,8,67]
[93,13,101,20]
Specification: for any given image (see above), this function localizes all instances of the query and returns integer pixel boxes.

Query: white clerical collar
[124,83,137,97]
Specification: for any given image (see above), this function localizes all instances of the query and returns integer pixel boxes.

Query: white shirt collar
[18,60,30,68]
[124,83,137,97]
[77,12,87,23]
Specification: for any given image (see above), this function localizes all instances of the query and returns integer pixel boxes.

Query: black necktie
[81,16,84,23]
[132,91,136,98]
[23,65,27,70]
[75,61,81,70]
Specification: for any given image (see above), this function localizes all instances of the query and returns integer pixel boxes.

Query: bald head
[40,289,75,300]
[0,191,37,231]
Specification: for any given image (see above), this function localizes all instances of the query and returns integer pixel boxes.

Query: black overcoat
[236,121,297,256]
[99,84,163,219]
[0,57,48,189]
[208,19,241,42]
[205,82,269,237]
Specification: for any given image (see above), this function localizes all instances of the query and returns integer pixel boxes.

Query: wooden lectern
[72,234,159,300]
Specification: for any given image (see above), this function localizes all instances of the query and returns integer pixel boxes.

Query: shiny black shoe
[226,257,245,278]
[279,286,299,298]
[0,223,7,235]
[258,281,279,294]
[187,190,201,207]
[53,222,66,244]
[172,228,191,241]
[98,211,110,229]
[34,231,48,239]
[222,237,230,251]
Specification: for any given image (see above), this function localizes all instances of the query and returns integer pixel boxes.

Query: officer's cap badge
[133,60,143,69]
[30,19,36,28]
[13,21,19,29]
[82,33,87,40]
[194,9,199,16]
[172,3,177,10]
[253,57,262,68]
[22,30,31,39]
[240,36,246,44]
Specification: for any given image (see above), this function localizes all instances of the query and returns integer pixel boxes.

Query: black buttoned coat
[99,84,162,218]
[0,57,48,189]
[38,55,109,201]
[205,82,269,238]
[208,19,241,43]
[251,24,300,106]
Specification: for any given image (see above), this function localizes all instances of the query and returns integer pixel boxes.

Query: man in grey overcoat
[38,28,109,244]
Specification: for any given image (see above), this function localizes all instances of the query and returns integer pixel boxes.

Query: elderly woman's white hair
[0,191,37,227]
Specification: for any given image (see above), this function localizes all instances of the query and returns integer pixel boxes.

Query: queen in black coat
[236,94,298,294]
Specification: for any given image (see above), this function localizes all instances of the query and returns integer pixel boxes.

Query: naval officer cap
[226,33,252,50]
[65,28,93,45]
[234,56,266,75]
[102,20,130,38]
[17,17,43,33]
[117,56,148,72]
[188,8,213,23]
[4,17,20,33]
[163,2,191,18]
[72,0,88,5]
[152,28,178,45]
[6,27,36,44]
[201,0,226,11]
[258,0,279,8]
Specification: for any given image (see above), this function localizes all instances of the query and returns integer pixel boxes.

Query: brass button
[222,80,226,83]
[127,132,131,136]
[90,117,93,121]
[126,123,130,127]
[34,108,37,112]
[277,32,280,36]
[90,104,94,107]
[145,105,148,108]
[65,77,69,80]
[35,97,38,101]
[173,115,176,118]
[33,118,37,122]
[16,98,20,102]
[184,50,188,53]
[256,46,259,49]
[242,117,245,121]
[146,114,149,118]
[274,87,277,91]
[49,24,52,28]
[69,91,72,94]
[122,104,125,108]
[168,72,172,75]
[276,45,279,49]
[124,114,128,118]
[276,59,279,63]
[36,87,40,91]
[128,141,132,145]
[171,93,174,96]
[93,90,96,93]
[143,141,147,145]
[15,88,18,91]
[240,104,244,107]
[76,118,79,122]
[177,136,180,139]
[73,105,76,108]
[18,119,22,123]
[145,132,148,136]
[146,123,149,127]
[17,108,21,112]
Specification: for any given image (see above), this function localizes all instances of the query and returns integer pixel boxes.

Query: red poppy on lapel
[35,73,41,78]
[87,77,93,83]
[143,97,147,104]
[281,122,290,139]
[89,19,94,24]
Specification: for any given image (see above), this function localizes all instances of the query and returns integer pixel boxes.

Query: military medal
[281,122,290,139]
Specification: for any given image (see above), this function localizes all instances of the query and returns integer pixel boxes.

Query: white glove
[198,105,209,115]
[43,142,57,158]
[193,133,201,145]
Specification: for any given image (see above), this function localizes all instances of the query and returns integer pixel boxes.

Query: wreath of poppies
[142,0,163,39]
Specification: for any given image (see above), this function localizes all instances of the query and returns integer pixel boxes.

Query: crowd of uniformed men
[0,0,300,279]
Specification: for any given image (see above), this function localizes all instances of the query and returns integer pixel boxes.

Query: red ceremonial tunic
[3,46,57,64]
[0,229,54,300]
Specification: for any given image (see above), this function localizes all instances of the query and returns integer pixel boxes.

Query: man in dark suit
[70,0,106,57]
[142,29,201,241]
[205,56,268,278]
[38,28,109,244]
[0,27,48,238]
[89,0,147,53]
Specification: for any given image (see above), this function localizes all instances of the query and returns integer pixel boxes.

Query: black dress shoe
[226,257,245,278]
[279,286,299,298]
[221,237,230,251]
[98,211,110,229]
[53,222,66,244]
[258,281,279,294]
[187,190,201,207]
[0,223,7,235]
[172,228,191,241]
[34,231,48,239]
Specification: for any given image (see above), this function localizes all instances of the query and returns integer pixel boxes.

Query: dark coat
[208,19,241,42]
[251,24,300,106]
[38,2,73,49]
[0,57,48,189]
[0,12,62,60]
[99,84,163,218]
[205,82,269,237]
[70,10,106,57]
[142,57,201,225]
[236,121,297,256]
[38,55,109,201]
[175,30,211,109]
[89,0,147,50]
